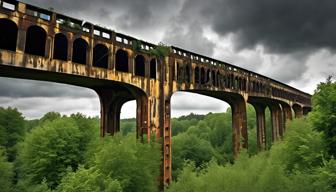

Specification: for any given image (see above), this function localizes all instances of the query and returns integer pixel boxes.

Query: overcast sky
[1,0,336,119]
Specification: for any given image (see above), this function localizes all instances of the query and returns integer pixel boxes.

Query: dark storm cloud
[23,0,336,54]
[23,0,178,33]
[0,77,96,98]
[203,0,336,53]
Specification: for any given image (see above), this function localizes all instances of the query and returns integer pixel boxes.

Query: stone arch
[72,38,88,64]
[93,44,109,68]
[25,25,46,56]
[53,33,68,61]
[134,54,145,77]
[0,19,17,51]
[115,49,129,72]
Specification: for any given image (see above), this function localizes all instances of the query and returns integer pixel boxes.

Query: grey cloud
[0,97,100,119]
[162,0,215,55]
[171,92,227,111]
[204,0,336,53]
[23,0,181,41]
[0,77,96,98]
[163,22,215,56]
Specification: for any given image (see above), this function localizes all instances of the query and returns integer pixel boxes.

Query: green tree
[168,114,332,192]
[120,118,136,135]
[56,166,122,192]
[279,118,326,172]
[0,147,13,192]
[0,107,25,161]
[310,77,336,156]
[92,134,161,192]
[39,112,62,124]
[172,132,217,178]
[16,117,86,189]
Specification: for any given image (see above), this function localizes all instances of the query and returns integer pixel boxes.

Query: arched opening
[242,79,247,91]
[72,38,88,65]
[120,100,137,135]
[195,67,200,84]
[179,65,184,82]
[53,33,68,61]
[115,49,129,72]
[134,55,145,77]
[292,104,303,118]
[171,91,230,179]
[185,65,190,83]
[0,19,18,51]
[25,25,46,56]
[257,82,260,92]
[150,58,156,79]
[0,77,100,119]
[93,44,109,69]
[200,68,205,84]
[176,62,180,81]
[239,78,243,90]
[247,104,273,154]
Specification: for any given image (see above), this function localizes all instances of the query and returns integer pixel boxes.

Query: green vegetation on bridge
[0,78,335,191]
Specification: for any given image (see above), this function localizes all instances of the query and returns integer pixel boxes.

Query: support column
[253,103,267,151]
[162,98,172,186]
[45,35,52,59]
[281,103,293,132]
[136,94,150,141]
[97,90,114,137]
[231,99,248,157]
[87,39,93,67]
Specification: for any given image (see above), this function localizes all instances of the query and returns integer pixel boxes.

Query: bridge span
[0,0,311,186]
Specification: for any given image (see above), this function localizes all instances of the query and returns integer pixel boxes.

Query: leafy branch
[132,40,170,58]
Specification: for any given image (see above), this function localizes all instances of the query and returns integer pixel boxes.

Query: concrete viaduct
[0,0,311,187]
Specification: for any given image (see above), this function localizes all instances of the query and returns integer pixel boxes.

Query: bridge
[0,0,311,187]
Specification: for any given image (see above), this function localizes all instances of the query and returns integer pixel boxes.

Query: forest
[0,78,335,192]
